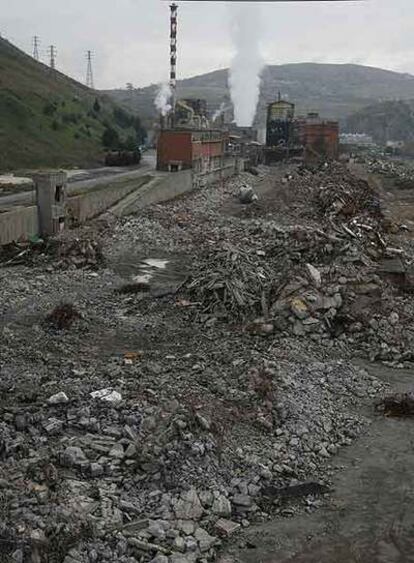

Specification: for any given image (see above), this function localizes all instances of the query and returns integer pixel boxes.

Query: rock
[148,520,166,541]
[90,463,104,477]
[43,417,63,434]
[211,495,232,517]
[177,520,196,535]
[306,264,322,288]
[170,555,197,563]
[232,494,252,508]
[14,414,28,431]
[291,298,309,320]
[109,443,125,459]
[238,186,258,204]
[194,527,218,552]
[150,556,169,563]
[11,550,24,563]
[90,388,122,405]
[389,312,399,326]
[195,413,211,430]
[48,391,69,405]
[61,446,87,467]
[174,489,204,520]
[173,536,186,552]
[214,519,241,537]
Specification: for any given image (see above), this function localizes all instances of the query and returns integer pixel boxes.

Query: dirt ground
[220,362,414,563]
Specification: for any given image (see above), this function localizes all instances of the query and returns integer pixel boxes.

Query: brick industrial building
[156,129,226,173]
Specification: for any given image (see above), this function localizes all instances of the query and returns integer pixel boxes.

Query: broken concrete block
[214,518,241,537]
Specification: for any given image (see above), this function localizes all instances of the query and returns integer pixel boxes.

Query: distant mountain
[0,38,144,171]
[105,63,414,130]
[344,100,414,144]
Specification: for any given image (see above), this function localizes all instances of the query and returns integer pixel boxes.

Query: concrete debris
[1,161,412,562]
[90,389,122,405]
[48,391,70,405]
[238,185,258,204]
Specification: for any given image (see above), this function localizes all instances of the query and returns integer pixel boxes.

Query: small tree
[93,98,101,113]
[102,126,120,149]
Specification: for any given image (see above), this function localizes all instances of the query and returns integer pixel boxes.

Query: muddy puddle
[221,363,414,563]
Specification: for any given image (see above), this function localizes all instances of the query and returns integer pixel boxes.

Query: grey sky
[1,0,413,89]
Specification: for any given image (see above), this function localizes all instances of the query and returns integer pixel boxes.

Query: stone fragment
[48,391,69,405]
[232,494,252,508]
[148,520,166,541]
[90,389,122,405]
[150,556,169,563]
[214,519,241,537]
[177,520,196,535]
[174,489,204,520]
[109,443,125,459]
[238,186,258,204]
[291,298,309,320]
[194,527,218,552]
[90,463,104,477]
[173,536,186,552]
[61,446,87,467]
[306,264,322,288]
[211,495,231,517]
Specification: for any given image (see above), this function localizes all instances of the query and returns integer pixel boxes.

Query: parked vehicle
[105,149,141,167]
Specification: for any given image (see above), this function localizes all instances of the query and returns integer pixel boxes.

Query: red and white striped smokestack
[170,3,178,117]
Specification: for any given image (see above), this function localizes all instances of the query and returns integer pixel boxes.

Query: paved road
[0,152,157,210]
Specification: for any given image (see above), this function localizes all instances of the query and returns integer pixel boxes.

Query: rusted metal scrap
[376,393,414,417]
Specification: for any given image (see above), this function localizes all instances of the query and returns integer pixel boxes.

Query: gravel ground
[1,163,411,563]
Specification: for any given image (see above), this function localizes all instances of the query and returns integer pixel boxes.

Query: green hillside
[0,38,144,171]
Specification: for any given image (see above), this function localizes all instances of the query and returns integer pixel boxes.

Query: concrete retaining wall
[67,176,151,224]
[0,206,38,245]
[0,157,241,245]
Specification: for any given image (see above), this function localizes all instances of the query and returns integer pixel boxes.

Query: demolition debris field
[1,161,414,563]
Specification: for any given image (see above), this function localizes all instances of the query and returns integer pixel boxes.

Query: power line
[86,50,94,89]
[48,45,56,70]
[33,36,40,61]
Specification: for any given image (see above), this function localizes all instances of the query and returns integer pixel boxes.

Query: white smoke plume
[212,102,231,122]
[155,82,172,117]
[228,4,264,127]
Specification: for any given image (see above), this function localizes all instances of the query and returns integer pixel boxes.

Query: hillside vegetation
[0,38,145,171]
[344,100,414,144]
[106,63,414,129]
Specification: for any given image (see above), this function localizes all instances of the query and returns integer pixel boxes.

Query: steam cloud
[228,4,264,127]
[155,82,172,117]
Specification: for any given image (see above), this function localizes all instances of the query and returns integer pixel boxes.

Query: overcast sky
[1,0,413,89]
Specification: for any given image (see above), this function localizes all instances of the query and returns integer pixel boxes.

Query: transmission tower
[33,36,40,61]
[86,50,94,89]
[49,45,56,69]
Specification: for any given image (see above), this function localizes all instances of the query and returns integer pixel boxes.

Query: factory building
[156,128,226,172]
[301,113,339,162]
[266,98,295,147]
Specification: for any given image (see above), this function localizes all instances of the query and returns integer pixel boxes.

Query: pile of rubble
[362,157,414,189]
[0,162,411,562]
[0,235,104,269]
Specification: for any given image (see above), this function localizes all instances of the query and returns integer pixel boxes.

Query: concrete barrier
[67,176,152,224]
[0,158,241,245]
[0,206,38,245]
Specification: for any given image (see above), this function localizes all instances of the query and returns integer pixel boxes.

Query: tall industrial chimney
[170,3,178,123]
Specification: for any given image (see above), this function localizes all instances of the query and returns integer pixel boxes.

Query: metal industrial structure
[32,36,40,61]
[48,45,56,70]
[86,50,94,89]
